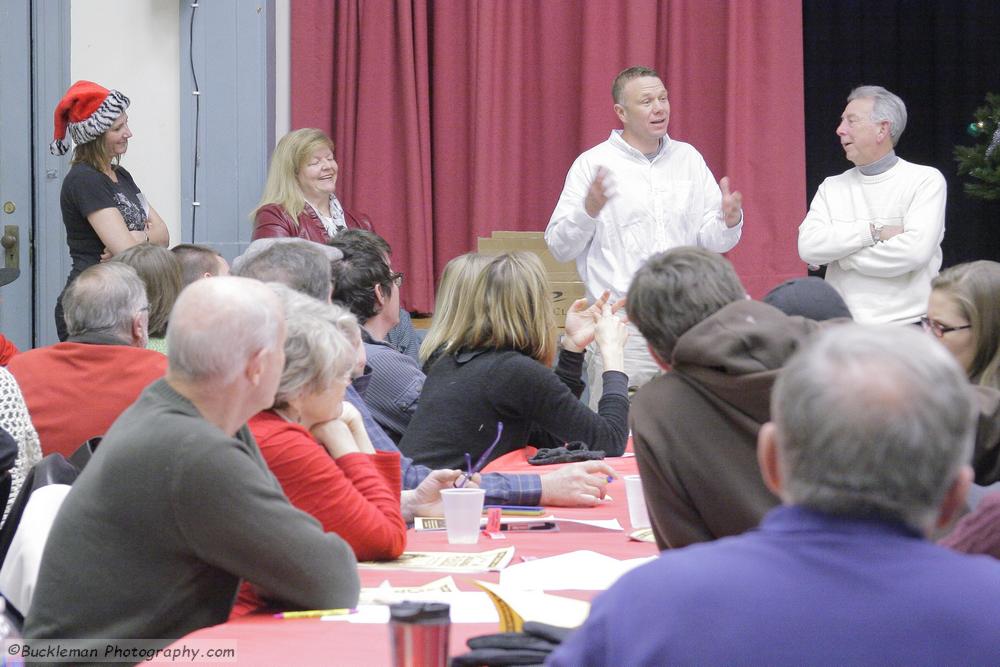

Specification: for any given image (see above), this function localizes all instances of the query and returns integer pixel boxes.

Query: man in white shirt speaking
[798,85,946,324]
[546,65,744,404]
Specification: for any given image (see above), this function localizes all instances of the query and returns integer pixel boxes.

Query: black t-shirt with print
[60,162,147,283]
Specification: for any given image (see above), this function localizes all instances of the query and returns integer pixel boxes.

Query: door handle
[0,225,20,286]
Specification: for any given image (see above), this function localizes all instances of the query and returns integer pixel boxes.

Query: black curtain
[803,0,1000,267]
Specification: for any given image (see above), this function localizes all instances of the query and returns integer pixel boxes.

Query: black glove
[527,441,605,466]
[449,622,573,666]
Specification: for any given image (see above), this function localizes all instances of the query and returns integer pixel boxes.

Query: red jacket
[252,203,371,244]
[231,410,405,617]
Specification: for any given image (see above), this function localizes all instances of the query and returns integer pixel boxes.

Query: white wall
[70,0,181,245]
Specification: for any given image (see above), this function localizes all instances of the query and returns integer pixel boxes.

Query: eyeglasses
[391,271,404,287]
[920,316,971,338]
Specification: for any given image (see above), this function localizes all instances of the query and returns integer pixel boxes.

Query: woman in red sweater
[232,286,407,617]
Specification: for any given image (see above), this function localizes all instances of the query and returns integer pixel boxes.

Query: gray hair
[848,85,907,146]
[772,324,975,532]
[626,247,746,362]
[63,262,146,340]
[267,283,359,409]
[167,276,284,385]
[231,238,334,302]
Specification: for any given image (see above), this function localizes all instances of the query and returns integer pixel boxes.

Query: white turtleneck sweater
[798,158,946,324]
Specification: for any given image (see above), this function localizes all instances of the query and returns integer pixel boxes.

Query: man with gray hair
[551,325,1000,666]
[8,262,167,457]
[627,247,823,549]
[231,237,341,302]
[25,277,360,658]
[798,85,946,324]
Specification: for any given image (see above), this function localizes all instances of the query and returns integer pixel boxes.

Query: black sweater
[399,347,629,470]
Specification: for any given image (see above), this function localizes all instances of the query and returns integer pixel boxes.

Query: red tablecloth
[169,452,652,666]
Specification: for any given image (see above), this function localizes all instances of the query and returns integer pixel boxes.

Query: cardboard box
[477,231,584,329]
[551,281,586,328]
[477,237,578,275]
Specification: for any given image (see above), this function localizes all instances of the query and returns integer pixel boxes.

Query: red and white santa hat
[50,80,130,156]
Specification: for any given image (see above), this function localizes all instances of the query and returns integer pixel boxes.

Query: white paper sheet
[322,591,500,624]
[498,549,655,591]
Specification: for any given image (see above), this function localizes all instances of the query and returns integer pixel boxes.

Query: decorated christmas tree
[955,93,1000,201]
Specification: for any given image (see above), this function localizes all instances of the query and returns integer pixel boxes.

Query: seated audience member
[400,251,629,471]
[328,232,422,442]
[24,277,360,655]
[330,229,423,361]
[8,263,167,457]
[550,325,1000,666]
[0,368,42,525]
[925,260,1000,391]
[627,247,822,549]
[171,243,230,286]
[0,335,18,366]
[233,286,453,615]
[112,243,183,353]
[232,237,336,302]
[245,236,617,507]
[926,261,1000,558]
[763,276,852,321]
[940,491,1000,560]
[418,252,492,374]
[251,128,370,243]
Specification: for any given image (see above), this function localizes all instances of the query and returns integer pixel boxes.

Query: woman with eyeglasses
[923,260,1000,391]
[929,261,1000,561]
[399,251,630,473]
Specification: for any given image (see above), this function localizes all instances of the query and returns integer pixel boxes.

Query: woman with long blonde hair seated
[251,128,370,242]
[399,251,629,471]
[418,252,492,374]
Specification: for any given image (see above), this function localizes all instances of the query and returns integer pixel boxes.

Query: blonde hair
[419,253,492,365]
[72,134,118,173]
[252,128,335,228]
[931,260,1000,390]
[112,244,183,338]
[450,252,556,366]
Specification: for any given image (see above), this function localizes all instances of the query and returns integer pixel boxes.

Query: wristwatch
[870,224,884,244]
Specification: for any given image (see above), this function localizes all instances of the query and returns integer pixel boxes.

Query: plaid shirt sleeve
[479,471,543,506]
[348,385,543,506]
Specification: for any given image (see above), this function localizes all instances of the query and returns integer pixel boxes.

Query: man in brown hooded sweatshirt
[626,247,824,549]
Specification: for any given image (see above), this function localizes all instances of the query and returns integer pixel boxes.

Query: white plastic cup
[624,475,650,529]
[440,488,486,544]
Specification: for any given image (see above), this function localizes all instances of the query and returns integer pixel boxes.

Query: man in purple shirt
[550,324,1000,666]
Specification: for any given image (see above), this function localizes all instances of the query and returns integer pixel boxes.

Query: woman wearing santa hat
[50,80,169,341]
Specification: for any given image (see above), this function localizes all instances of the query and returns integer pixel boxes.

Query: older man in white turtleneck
[798,85,946,324]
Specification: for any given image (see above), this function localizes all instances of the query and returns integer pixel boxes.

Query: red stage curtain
[292,0,806,310]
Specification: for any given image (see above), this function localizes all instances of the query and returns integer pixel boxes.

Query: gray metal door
[0,0,35,349]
